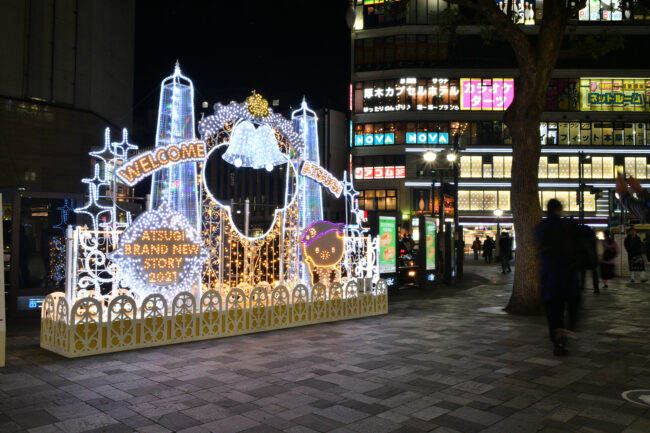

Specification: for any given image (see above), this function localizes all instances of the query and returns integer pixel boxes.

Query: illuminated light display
[292,100,325,283]
[221,119,287,170]
[246,92,270,118]
[150,63,200,230]
[117,141,207,186]
[301,221,345,287]
[75,127,139,231]
[291,99,324,228]
[42,69,387,358]
[110,201,208,300]
[460,78,515,111]
[300,161,343,198]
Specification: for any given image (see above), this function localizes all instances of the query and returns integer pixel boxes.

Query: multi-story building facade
[349,0,650,248]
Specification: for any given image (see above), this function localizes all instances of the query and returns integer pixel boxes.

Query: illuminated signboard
[424,218,436,271]
[579,78,650,112]
[354,166,406,180]
[460,78,515,111]
[378,216,397,274]
[110,202,208,299]
[360,78,460,113]
[579,0,623,21]
[406,132,449,144]
[117,141,207,186]
[354,133,395,146]
[300,161,344,198]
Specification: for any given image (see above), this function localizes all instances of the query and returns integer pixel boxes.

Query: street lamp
[446,152,457,163]
[493,208,503,234]
[423,150,437,162]
[494,208,503,258]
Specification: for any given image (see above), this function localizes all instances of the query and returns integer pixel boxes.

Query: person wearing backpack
[600,230,619,289]
[624,227,646,283]
[535,199,581,356]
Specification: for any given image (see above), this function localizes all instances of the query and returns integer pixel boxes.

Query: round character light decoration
[301,221,345,287]
[110,201,208,300]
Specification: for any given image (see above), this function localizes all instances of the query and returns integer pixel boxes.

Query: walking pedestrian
[483,236,495,264]
[600,230,619,289]
[624,227,646,283]
[499,232,512,273]
[578,224,599,293]
[472,237,482,261]
[535,199,581,356]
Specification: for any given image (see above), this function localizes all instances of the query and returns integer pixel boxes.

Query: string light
[221,119,287,170]
[110,201,208,300]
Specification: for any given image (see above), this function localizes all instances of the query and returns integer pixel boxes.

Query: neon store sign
[354,166,406,180]
[354,133,395,146]
[580,78,650,112]
[362,78,460,113]
[406,132,449,144]
[460,78,514,111]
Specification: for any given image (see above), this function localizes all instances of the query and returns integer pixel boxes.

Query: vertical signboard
[425,217,436,271]
[378,216,397,274]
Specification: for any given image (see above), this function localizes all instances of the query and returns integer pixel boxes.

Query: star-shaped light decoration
[109,201,208,300]
[74,164,114,231]
[53,199,75,234]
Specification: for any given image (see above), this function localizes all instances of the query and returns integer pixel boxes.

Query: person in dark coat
[624,227,646,283]
[483,236,495,264]
[535,199,581,356]
[472,237,482,261]
[600,230,619,289]
[577,224,599,293]
[498,232,512,273]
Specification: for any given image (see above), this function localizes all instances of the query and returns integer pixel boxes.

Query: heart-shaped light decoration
[222,119,287,171]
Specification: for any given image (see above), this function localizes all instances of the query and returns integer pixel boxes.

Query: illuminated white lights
[423,150,437,162]
[150,62,200,230]
[201,143,299,242]
[447,153,457,162]
[199,101,305,157]
[110,201,208,300]
[222,120,287,170]
[493,209,503,217]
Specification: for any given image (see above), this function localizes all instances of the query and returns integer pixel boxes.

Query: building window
[359,189,397,211]
[458,190,511,211]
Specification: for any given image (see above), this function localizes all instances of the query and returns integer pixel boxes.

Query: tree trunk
[505,114,542,314]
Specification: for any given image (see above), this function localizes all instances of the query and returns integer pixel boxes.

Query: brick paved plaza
[1,263,650,433]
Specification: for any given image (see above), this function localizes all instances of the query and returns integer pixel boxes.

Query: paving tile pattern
[1,263,650,432]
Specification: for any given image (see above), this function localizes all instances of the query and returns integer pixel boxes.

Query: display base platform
[40,281,388,358]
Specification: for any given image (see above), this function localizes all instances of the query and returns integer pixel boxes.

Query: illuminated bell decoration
[246,92,270,118]
[222,119,287,171]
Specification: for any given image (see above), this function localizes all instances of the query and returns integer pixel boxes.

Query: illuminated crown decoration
[246,92,270,118]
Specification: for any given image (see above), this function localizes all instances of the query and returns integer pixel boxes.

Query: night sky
[133,0,351,132]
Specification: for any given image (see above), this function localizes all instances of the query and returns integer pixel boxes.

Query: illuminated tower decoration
[150,62,200,229]
[291,99,323,229]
